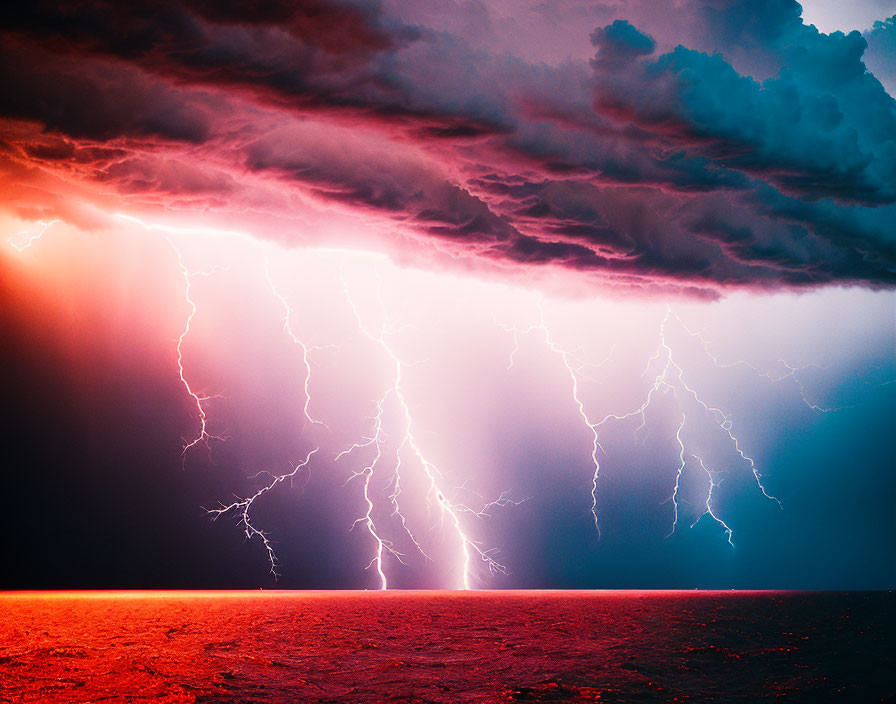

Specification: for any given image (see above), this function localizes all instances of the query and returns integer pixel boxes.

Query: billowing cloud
[1,0,895,294]
[864,15,896,96]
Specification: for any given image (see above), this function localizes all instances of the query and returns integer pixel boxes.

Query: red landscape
[1,591,893,703]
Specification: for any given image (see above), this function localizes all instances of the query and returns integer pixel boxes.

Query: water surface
[1,590,893,702]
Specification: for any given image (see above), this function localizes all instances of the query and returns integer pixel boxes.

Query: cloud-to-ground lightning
[14,213,886,584]
[8,220,59,252]
[334,386,405,590]
[501,303,786,546]
[46,213,509,587]
[208,448,318,578]
[338,272,509,590]
[606,306,783,538]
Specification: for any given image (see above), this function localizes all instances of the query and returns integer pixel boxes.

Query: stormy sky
[1,0,894,590]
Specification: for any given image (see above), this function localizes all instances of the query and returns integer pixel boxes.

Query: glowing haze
[1,0,894,589]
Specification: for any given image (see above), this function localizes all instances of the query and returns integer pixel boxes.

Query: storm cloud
[1,0,894,294]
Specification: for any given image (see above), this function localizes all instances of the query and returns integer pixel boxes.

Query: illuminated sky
[1,0,894,589]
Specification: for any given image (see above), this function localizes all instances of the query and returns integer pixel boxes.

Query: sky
[1,0,894,590]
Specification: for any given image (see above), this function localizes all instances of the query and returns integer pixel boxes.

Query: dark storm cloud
[0,39,213,143]
[0,0,398,57]
[0,0,509,136]
[1,0,895,293]
[243,126,520,244]
[589,18,896,205]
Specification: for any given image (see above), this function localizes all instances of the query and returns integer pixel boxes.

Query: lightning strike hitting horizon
[4,0,896,600]
[339,272,509,590]
[45,212,509,587]
[357,456,390,590]
[208,448,318,578]
[7,211,889,588]
[335,385,406,590]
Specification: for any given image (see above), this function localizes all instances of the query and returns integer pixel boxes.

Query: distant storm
[1,0,894,590]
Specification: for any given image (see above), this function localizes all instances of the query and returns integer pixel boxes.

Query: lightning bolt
[667,407,688,538]
[265,260,327,429]
[501,303,780,546]
[671,315,845,414]
[497,305,614,538]
[661,405,733,545]
[454,485,529,519]
[655,307,781,506]
[690,453,734,546]
[8,219,59,251]
[167,236,228,463]
[387,439,433,562]
[335,386,405,590]
[620,306,781,540]
[208,448,318,578]
[339,271,508,590]
[17,209,889,585]
[537,310,615,539]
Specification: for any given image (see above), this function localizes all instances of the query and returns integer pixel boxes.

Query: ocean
[1,591,893,702]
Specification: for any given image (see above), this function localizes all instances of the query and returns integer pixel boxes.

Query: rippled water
[1,591,893,703]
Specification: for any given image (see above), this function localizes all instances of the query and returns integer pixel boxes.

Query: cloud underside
[1,0,895,296]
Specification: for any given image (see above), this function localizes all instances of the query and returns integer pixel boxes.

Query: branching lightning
[17,211,888,586]
[386,438,433,563]
[208,448,318,578]
[335,386,406,589]
[338,272,509,589]
[689,453,734,546]
[500,303,787,547]
[606,305,783,540]
[167,236,228,462]
[454,486,529,520]
[673,319,843,413]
